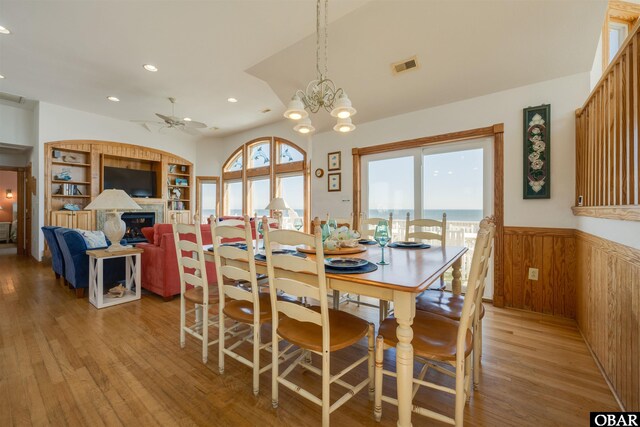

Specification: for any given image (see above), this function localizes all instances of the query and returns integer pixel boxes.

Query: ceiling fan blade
[156,113,173,122]
[183,120,207,129]
[181,126,201,136]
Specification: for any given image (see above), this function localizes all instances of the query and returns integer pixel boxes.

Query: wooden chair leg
[253,323,260,396]
[180,296,186,348]
[368,324,375,400]
[75,288,85,298]
[219,310,225,374]
[374,335,384,422]
[332,290,340,310]
[55,272,60,279]
[322,351,331,427]
[272,334,279,408]
[379,301,388,324]
[202,302,209,364]
[454,357,465,427]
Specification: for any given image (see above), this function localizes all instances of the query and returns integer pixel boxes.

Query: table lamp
[265,197,290,226]
[85,189,141,252]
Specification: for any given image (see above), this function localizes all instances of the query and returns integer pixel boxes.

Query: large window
[362,139,493,296]
[221,137,308,229]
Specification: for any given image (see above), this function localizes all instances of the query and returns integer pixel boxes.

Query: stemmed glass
[257,220,265,249]
[327,218,338,231]
[321,222,331,243]
[293,218,303,231]
[374,220,391,265]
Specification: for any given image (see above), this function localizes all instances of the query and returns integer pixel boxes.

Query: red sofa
[137,218,255,300]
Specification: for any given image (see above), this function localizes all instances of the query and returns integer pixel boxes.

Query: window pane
[224,181,242,215]
[278,143,304,164]
[249,142,270,168]
[249,178,270,217]
[200,182,217,224]
[368,156,414,240]
[423,148,484,290]
[226,153,243,172]
[609,23,628,62]
[277,174,304,228]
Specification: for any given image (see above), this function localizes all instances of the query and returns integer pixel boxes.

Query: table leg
[97,258,104,308]
[89,256,95,306]
[135,254,141,299]
[394,291,416,427]
[126,255,132,291]
[452,257,463,295]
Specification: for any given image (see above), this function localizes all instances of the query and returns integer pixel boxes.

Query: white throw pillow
[74,229,108,249]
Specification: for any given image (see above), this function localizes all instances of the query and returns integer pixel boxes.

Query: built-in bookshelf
[45,141,195,229]
[167,163,192,212]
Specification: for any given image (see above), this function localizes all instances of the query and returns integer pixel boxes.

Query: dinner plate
[358,239,377,245]
[394,241,423,247]
[324,257,368,269]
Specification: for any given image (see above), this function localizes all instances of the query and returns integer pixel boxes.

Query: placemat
[207,243,248,252]
[388,243,431,249]
[358,239,378,245]
[254,249,307,261]
[325,261,378,275]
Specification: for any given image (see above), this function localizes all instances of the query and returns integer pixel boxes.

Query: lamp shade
[283,95,308,120]
[85,189,142,211]
[265,197,291,211]
[330,93,357,119]
[293,117,315,134]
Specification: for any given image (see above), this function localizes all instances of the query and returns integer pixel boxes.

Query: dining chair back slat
[177,239,200,254]
[220,264,253,283]
[270,253,318,274]
[273,277,319,300]
[217,245,251,261]
[405,212,447,245]
[359,212,393,240]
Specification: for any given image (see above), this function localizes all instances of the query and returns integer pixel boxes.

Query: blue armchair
[54,228,126,297]
[41,226,64,279]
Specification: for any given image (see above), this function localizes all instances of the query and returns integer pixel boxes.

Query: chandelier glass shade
[284,0,356,133]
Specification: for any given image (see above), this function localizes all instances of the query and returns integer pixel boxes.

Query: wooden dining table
[204,243,467,427]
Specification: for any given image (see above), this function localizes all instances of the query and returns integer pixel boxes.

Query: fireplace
[122,212,156,243]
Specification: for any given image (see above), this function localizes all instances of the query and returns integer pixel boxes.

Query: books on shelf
[56,183,83,196]
[171,201,185,210]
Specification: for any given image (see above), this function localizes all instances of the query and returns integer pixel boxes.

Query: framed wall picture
[523,104,551,199]
[328,151,341,171]
[328,173,341,192]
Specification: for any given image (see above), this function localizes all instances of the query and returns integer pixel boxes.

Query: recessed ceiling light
[227,97,238,103]
[143,64,158,72]
[0,74,4,79]
[107,96,120,102]
[0,26,11,35]
[183,117,192,121]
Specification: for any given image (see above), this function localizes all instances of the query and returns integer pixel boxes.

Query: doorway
[0,167,26,256]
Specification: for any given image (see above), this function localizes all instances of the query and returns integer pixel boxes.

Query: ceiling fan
[133,97,207,136]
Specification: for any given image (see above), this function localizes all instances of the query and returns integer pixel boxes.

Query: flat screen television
[104,167,157,198]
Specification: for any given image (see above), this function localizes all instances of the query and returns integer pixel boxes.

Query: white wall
[309,72,589,228]
[0,101,36,147]
[34,102,200,260]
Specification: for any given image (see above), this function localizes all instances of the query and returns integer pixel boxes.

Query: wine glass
[327,218,338,231]
[257,220,265,249]
[321,223,331,243]
[374,220,391,265]
[293,218,303,231]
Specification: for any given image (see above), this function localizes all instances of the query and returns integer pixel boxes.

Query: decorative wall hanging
[328,151,341,171]
[328,173,341,192]
[523,104,550,199]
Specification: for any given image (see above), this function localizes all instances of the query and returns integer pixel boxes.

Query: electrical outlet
[528,268,539,281]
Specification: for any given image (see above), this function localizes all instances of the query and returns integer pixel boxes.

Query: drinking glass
[374,220,391,265]
[327,219,338,231]
[257,220,265,249]
[321,223,331,243]
[293,218,303,231]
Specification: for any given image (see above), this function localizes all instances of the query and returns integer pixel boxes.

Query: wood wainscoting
[503,226,576,317]
[576,230,640,411]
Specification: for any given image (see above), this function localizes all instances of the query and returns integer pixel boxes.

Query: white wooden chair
[323,213,353,229]
[416,217,496,389]
[358,212,393,241]
[212,215,274,396]
[263,218,375,426]
[374,218,495,426]
[406,212,447,289]
[351,212,394,322]
[173,223,219,364]
[254,213,279,248]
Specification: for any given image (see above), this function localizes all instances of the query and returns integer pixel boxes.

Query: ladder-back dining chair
[374,218,495,426]
[263,217,374,426]
[173,223,220,364]
[405,212,447,289]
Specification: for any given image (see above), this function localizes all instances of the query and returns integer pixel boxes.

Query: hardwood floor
[0,253,619,426]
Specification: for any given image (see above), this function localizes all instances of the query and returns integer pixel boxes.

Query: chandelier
[283,0,356,134]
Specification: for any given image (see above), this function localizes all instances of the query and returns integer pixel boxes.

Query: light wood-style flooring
[0,253,618,426]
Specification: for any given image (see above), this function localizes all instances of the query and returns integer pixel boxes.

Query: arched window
[221,137,309,230]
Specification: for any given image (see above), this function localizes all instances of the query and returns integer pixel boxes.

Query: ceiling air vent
[391,56,419,75]
[0,91,25,104]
